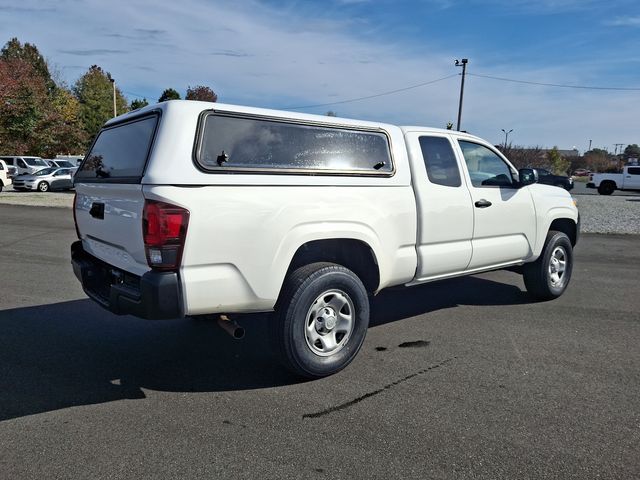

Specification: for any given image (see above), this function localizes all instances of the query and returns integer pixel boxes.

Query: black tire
[523,230,573,301]
[37,181,49,192]
[270,262,370,378]
[0,182,3,193]
[597,182,614,195]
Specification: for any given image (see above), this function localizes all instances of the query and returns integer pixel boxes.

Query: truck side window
[419,136,461,187]
[197,113,392,175]
[17,159,26,168]
[458,141,515,188]
[629,167,640,175]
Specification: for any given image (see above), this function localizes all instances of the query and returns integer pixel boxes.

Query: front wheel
[271,262,370,378]
[523,230,573,300]
[37,181,50,192]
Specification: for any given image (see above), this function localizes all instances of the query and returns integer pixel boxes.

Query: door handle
[474,199,492,208]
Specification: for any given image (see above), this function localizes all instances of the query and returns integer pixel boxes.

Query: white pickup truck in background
[587,166,640,195]
[71,101,579,378]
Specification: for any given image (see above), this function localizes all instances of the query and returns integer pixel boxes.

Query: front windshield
[35,168,56,176]
[57,161,74,168]
[25,158,48,166]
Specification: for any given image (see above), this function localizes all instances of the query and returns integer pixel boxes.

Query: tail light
[143,200,190,270]
[72,192,80,239]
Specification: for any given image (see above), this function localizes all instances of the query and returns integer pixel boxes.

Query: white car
[12,167,75,192]
[72,101,579,378]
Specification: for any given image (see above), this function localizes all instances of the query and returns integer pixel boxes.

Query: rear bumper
[71,241,183,319]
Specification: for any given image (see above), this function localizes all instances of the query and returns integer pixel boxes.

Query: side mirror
[519,168,538,187]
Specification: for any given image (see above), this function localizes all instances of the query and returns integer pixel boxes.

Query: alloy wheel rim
[548,246,567,286]
[304,289,354,357]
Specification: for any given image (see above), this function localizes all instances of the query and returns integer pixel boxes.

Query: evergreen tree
[130,98,149,110]
[158,88,181,102]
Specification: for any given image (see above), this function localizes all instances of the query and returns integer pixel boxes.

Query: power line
[286,74,459,110]
[121,90,148,99]
[468,72,640,91]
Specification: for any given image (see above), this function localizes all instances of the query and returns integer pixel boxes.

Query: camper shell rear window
[195,112,394,175]
[75,114,159,183]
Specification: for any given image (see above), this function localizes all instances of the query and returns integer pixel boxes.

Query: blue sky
[1,0,639,151]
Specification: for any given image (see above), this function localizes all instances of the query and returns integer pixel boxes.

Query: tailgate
[75,183,149,276]
[73,113,160,277]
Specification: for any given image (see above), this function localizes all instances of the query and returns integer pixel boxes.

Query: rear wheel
[271,262,369,378]
[597,182,614,195]
[523,230,573,300]
[37,181,49,192]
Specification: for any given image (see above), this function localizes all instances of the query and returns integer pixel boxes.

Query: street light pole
[501,128,513,148]
[455,58,468,131]
[109,77,117,117]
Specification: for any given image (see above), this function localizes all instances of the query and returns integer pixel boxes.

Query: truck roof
[108,100,399,132]
[108,100,486,145]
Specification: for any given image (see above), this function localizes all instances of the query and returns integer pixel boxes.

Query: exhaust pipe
[217,315,245,340]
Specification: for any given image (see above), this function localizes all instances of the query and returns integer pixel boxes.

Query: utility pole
[614,143,625,156]
[588,139,592,152]
[455,58,468,131]
[501,128,513,148]
[109,77,117,117]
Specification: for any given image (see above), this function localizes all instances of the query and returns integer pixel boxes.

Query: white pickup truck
[587,166,640,195]
[71,101,579,378]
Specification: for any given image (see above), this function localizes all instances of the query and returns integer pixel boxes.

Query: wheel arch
[283,238,381,294]
[549,218,578,246]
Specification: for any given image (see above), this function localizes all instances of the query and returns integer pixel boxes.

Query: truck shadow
[0,275,528,421]
[370,275,530,327]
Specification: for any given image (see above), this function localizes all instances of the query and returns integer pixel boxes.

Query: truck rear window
[75,115,158,182]
[196,113,393,175]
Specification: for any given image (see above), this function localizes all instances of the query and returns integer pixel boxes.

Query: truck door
[405,133,474,280]
[456,140,536,269]
[624,167,640,189]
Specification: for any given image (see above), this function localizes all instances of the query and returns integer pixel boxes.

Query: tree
[185,85,218,102]
[130,98,149,110]
[0,57,48,154]
[1,37,54,92]
[44,88,87,155]
[74,65,128,140]
[584,148,616,172]
[548,147,570,175]
[158,88,181,102]
[623,144,640,158]
[498,145,546,170]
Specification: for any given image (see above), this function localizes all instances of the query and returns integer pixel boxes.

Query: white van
[0,156,49,175]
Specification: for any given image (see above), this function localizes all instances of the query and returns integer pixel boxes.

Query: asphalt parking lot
[1,204,639,479]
